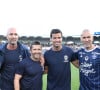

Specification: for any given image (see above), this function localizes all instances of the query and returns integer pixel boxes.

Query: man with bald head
[75,29,100,90]
[0,28,30,90]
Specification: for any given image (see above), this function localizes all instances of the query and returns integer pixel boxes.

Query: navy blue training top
[44,46,76,90]
[75,46,100,90]
[0,42,30,90]
[15,57,43,90]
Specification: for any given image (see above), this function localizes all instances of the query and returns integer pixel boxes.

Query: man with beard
[0,28,30,90]
[44,29,79,90]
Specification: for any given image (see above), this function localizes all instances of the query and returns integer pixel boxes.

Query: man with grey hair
[75,29,100,90]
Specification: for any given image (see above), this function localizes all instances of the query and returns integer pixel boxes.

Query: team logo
[85,56,89,61]
[64,55,69,62]
[92,52,97,59]
[19,55,23,62]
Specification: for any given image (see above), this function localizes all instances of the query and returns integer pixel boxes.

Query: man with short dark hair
[44,29,78,90]
[14,41,44,90]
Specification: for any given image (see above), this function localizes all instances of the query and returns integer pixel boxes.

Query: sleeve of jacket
[21,44,30,58]
[0,50,4,70]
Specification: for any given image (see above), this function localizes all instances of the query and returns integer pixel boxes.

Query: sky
[0,0,100,37]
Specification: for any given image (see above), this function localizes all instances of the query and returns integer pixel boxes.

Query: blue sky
[0,0,100,37]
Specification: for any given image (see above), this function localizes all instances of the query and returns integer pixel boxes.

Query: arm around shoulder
[71,60,79,68]
[43,66,48,74]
